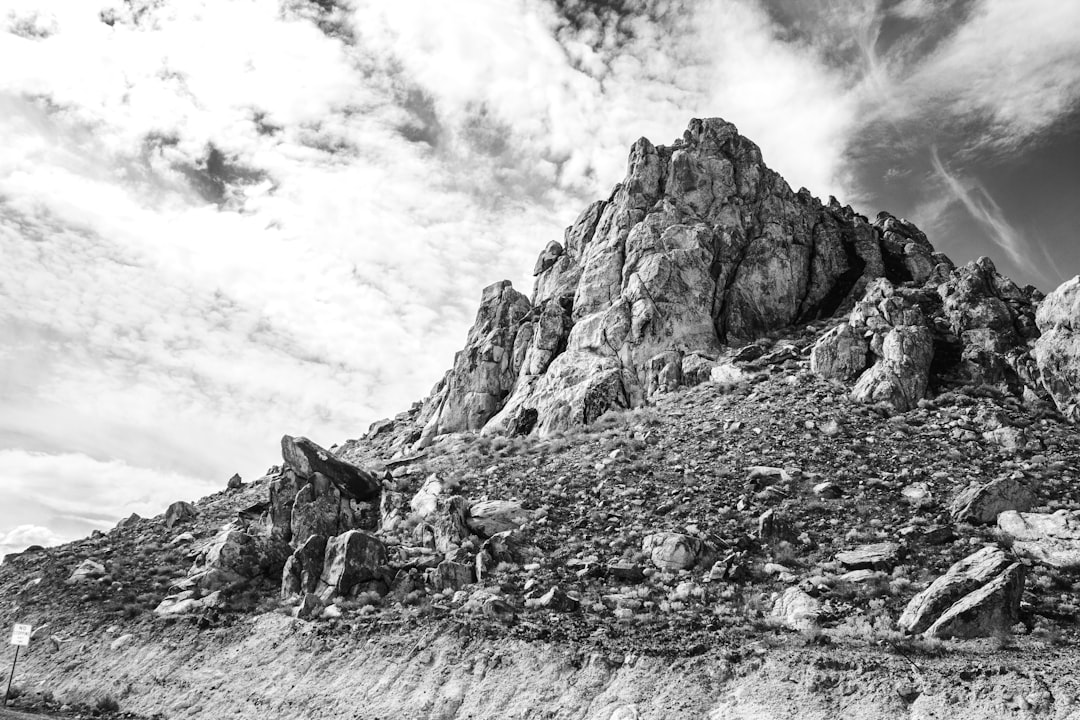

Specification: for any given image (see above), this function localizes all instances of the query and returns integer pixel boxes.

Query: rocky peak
[381,118,1073,444]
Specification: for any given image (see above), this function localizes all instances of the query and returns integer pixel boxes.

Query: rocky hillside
[3,119,1080,720]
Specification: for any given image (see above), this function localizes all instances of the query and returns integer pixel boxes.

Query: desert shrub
[96,694,120,713]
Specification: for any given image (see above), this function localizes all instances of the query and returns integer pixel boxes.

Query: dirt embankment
[7,613,1079,720]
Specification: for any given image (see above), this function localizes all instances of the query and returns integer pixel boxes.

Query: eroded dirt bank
[9,613,1080,719]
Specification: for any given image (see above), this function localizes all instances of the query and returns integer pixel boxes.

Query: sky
[1,0,1078,557]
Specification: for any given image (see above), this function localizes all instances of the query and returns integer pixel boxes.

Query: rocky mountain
[3,119,1080,720]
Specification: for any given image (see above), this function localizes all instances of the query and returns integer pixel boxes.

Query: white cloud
[0,449,218,560]
[0,525,64,562]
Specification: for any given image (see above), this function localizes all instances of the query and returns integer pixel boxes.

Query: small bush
[97,694,120,713]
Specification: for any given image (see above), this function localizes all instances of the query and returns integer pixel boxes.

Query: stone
[1035,276,1080,421]
[924,563,1024,639]
[607,562,645,583]
[810,323,868,380]
[409,474,443,519]
[812,482,841,499]
[950,477,1035,524]
[537,586,580,612]
[154,592,202,617]
[771,587,822,630]
[416,280,532,440]
[898,546,1013,634]
[281,534,328,599]
[983,427,1030,450]
[757,509,794,541]
[294,592,323,620]
[379,491,406,532]
[227,473,243,490]
[188,527,289,592]
[281,435,381,501]
[532,240,564,276]
[428,560,474,593]
[269,471,305,543]
[67,559,106,584]
[997,510,1080,569]
[290,475,375,548]
[164,501,198,529]
[642,532,703,570]
[466,500,527,537]
[315,530,388,601]
[117,513,142,529]
[427,496,473,553]
[901,482,933,508]
[475,531,519,581]
[836,542,901,571]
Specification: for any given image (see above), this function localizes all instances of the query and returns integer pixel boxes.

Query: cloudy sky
[1,0,1078,557]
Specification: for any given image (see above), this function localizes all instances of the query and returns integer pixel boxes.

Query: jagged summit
[383,118,1046,445]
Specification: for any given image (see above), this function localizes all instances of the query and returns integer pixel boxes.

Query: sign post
[4,624,30,706]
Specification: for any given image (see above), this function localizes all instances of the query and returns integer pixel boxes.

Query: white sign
[10,624,31,647]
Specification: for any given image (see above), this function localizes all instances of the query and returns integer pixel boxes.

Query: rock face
[1035,276,1080,420]
[898,546,1024,639]
[997,510,1080,569]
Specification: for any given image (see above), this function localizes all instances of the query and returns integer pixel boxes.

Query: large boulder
[997,510,1080,569]
[315,530,388,601]
[898,546,1012,634]
[642,532,704,571]
[189,527,289,591]
[165,501,198,529]
[281,534,328,599]
[771,587,822,631]
[924,563,1024,639]
[949,477,1035,524]
[1035,276,1080,420]
[281,435,381,501]
[466,500,527,537]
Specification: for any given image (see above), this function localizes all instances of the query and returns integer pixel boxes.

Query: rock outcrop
[1035,276,1080,420]
[400,118,1016,441]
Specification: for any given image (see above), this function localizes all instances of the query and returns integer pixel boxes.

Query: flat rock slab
[997,510,1080,569]
[836,542,901,571]
[281,434,381,501]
